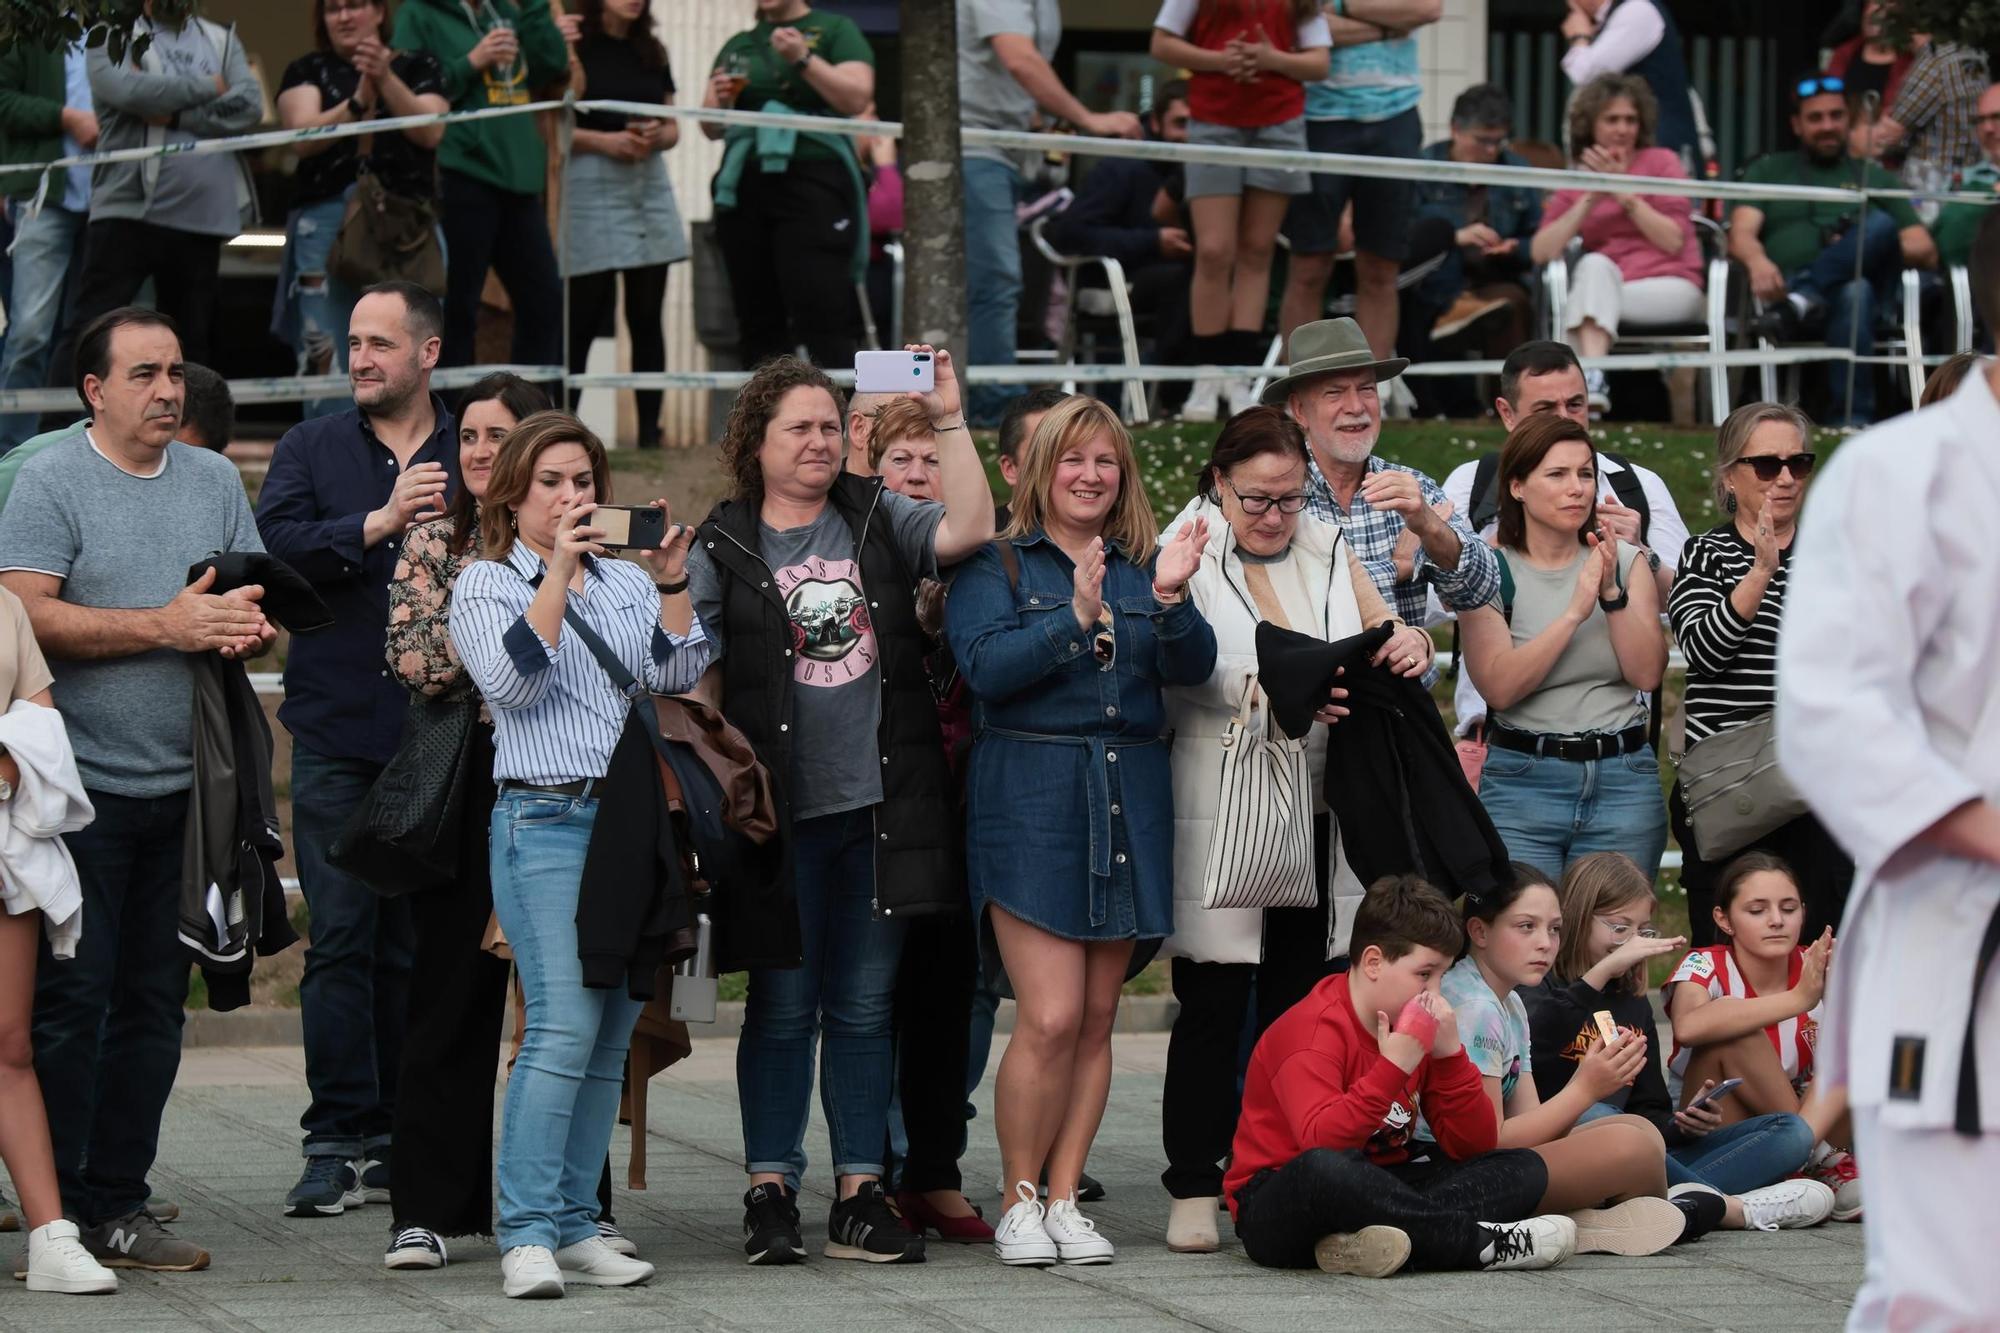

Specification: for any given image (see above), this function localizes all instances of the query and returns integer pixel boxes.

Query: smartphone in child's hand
[1686,1076,1745,1112]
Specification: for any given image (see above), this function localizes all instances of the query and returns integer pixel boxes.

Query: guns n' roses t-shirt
[688,490,941,819]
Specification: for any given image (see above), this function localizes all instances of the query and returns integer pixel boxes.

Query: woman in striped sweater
[1666,403,1852,944]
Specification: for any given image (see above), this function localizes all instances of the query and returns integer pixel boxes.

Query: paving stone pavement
[0,1035,1861,1332]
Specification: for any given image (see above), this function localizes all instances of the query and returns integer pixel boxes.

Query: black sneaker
[285,1156,364,1218]
[826,1181,925,1264]
[384,1225,447,1270]
[742,1184,805,1266]
[359,1152,392,1206]
[1669,1189,1727,1244]
[1031,1168,1107,1203]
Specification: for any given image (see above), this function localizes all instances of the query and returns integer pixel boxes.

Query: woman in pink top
[1532,73,1703,415]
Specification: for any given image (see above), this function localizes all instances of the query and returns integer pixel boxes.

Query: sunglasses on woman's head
[1733,453,1817,481]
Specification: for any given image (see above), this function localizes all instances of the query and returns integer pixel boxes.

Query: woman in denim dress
[946,396,1217,1266]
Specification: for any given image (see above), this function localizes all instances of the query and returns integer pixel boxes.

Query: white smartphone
[854,349,935,395]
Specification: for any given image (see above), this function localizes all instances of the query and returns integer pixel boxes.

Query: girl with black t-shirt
[275,0,448,409]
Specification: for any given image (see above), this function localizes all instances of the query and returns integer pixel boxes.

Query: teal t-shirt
[1415,956,1530,1144]
[1305,6,1420,123]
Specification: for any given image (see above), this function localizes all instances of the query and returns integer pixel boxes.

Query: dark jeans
[714,157,863,372]
[566,263,670,448]
[1162,814,1342,1198]
[1236,1147,1548,1272]
[390,746,508,1237]
[32,789,191,1225]
[1670,778,1855,947]
[439,169,562,370]
[55,219,224,370]
[292,744,413,1158]
[888,907,977,1194]
[1787,207,1902,426]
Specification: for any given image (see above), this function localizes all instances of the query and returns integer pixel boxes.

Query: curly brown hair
[1567,73,1658,155]
[717,356,847,503]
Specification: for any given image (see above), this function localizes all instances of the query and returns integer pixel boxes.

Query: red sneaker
[1803,1151,1862,1223]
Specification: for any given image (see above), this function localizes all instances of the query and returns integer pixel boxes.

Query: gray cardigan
[86,15,262,226]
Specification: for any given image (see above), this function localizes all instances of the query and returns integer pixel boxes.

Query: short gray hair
[1713,402,1813,507]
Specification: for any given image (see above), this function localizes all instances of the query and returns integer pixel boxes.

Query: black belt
[1956,896,2000,1136]
[501,778,600,797]
[1487,722,1649,763]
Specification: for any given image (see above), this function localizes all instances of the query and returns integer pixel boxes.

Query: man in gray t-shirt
[686,491,942,818]
[956,0,1140,422]
[0,309,268,1269]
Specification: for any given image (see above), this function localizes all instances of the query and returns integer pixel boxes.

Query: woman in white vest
[1155,406,1435,1253]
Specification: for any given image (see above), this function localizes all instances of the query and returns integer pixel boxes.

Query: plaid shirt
[1891,41,1989,176]
[1304,453,1498,685]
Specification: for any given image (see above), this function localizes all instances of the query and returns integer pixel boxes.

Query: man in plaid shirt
[1872,36,1989,181]
[1260,317,1498,685]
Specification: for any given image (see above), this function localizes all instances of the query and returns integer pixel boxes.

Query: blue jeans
[739,807,906,1183]
[963,156,1023,425]
[292,744,412,1158]
[0,203,87,451]
[1581,1103,1813,1194]
[32,789,190,1225]
[273,194,358,420]
[1478,743,1667,882]
[1787,207,1902,427]
[489,791,644,1252]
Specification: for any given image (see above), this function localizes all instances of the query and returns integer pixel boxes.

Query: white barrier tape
[4,93,1986,219]
[0,364,568,414]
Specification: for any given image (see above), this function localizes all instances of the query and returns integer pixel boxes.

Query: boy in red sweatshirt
[1226,875,1579,1276]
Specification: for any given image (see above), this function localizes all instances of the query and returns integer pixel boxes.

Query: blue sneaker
[285,1156,363,1218]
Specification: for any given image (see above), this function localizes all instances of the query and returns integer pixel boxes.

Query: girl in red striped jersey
[1665,852,1862,1220]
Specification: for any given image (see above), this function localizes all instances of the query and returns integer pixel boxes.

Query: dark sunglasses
[1734,452,1817,481]
[1794,75,1844,101]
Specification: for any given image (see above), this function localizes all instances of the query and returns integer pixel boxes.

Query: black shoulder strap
[995,540,1020,591]
[1468,452,1503,534]
[527,570,646,700]
[1599,451,1652,543]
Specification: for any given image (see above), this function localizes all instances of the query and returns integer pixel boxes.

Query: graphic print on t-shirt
[776,554,878,687]
[1367,1098,1416,1159]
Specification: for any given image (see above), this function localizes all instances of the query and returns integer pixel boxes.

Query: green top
[0,44,70,201]
[391,0,570,195]
[1739,152,1922,274]
[1935,162,1998,267]
[714,11,873,164]
[0,424,77,516]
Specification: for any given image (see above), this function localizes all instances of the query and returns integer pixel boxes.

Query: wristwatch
[1640,546,1662,574]
[792,53,813,74]
[1599,588,1631,613]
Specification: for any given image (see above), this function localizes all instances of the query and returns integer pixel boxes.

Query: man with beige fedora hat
[1263,317,1497,683]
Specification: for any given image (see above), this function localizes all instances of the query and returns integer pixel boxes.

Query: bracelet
[656,576,689,595]
[931,417,967,433]
[1152,582,1184,605]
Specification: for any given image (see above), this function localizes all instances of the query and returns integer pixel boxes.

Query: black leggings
[1235,1147,1548,1272]
[889,908,977,1194]
[566,263,671,448]
[714,156,863,369]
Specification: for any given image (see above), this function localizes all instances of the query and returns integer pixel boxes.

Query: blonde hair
[1001,396,1160,566]
[866,397,936,471]
[1712,401,1812,509]
[478,411,613,560]
[1553,852,1655,995]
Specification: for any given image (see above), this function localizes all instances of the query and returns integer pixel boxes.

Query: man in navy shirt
[254,280,457,1219]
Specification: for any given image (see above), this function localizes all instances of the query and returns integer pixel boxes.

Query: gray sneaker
[83,1211,211,1272]
[145,1198,180,1225]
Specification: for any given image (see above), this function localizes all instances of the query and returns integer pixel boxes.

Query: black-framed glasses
[1226,482,1310,515]
[1794,75,1845,101]
[1733,452,1817,482]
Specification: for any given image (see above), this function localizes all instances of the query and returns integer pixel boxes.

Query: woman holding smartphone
[448,412,710,1299]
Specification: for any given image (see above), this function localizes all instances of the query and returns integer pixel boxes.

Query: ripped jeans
[273,193,357,419]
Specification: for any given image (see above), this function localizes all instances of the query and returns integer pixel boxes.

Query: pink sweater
[1543,146,1701,286]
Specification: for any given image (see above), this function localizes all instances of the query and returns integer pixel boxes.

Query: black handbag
[329,692,481,896]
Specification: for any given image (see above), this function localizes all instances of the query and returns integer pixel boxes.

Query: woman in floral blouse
[380,373,561,1270]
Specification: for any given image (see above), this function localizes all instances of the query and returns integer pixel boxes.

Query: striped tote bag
[1199,678,1318,912]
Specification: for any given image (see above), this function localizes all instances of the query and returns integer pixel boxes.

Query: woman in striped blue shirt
[447,411,710,1299]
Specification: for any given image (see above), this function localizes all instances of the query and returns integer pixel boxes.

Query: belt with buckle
[501,778,599,797]
[1487,722,1649,763]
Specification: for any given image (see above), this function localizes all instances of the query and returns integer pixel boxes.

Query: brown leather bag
[649,695,778,844]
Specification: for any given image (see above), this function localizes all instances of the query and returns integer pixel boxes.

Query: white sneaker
[1568,1197,1685,1256]
[1180,378,1222,423]
[25,1221,117,1294]
[1478,1215,1577,1271]
[553,1235,654,1287]
[384,1225,447,1270]
[595,1220,638,1257]
[992,1181,1058,1267]
[1222,377,1259,415]
[1313,1225,1411,1278]
[1043,1196,1114,1265]
[1740,1179,1835,1231]
[1584,368,1611,418]
[1165,1196,1219,1254]
[500,1244,564,1299]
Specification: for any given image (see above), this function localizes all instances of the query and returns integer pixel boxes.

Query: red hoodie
[1223,972,1499,1219]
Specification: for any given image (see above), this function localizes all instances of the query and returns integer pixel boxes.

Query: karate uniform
[1777,370,2000,1332]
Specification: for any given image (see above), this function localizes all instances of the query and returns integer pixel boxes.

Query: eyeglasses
[1597,918,1661,941]
[1794,75,1845,101]
[1225,481,1310,515]
[1733,452,1817,482]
